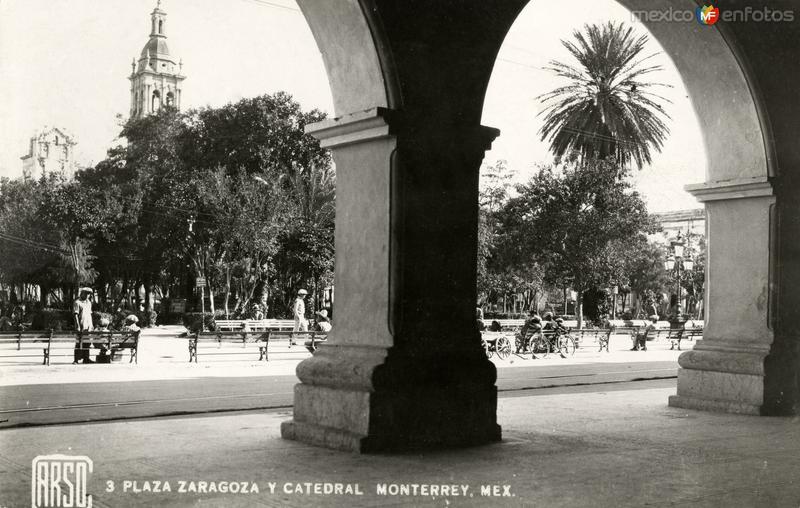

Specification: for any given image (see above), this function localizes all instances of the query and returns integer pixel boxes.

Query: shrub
[182,312,217,333]
[157,311,184,326]
[136,309,158,328]
[91,312,114,328]
[31,308,74,331]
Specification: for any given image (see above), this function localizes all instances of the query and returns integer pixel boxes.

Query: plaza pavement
[1,327,794,507]
[2,380,799,507]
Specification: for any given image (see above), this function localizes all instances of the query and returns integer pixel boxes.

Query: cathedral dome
[140,37,172,60]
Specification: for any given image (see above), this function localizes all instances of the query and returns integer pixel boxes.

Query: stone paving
[2,384,799,507]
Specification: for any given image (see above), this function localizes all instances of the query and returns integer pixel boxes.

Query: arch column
[281,108,502,452]
[283,0,526,452]
[669,178,775,414]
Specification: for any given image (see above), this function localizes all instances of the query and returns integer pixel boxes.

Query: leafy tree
[496,156,657,327]
[476,160,545,312]
[0,178,61,299]
[538,21,671,168]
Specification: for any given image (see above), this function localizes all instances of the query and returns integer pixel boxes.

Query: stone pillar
[281,108,501,452]
[669,177,775,414]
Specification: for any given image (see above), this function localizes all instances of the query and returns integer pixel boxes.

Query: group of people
[72,287,141,364]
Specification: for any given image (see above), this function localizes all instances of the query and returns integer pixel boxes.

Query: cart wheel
[559,335,577,358]
[481,338,492,359]
[531,335,551,359]
[496,336,511,360]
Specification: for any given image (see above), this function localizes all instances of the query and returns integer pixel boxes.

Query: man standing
[72,287,94,364]
[292,289,308,345]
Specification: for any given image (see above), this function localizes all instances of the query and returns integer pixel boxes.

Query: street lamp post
[664,232,694,318]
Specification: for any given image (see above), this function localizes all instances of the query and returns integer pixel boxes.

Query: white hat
[79,287,94,294]
[125,314,139,323]
[297,289,308,295]
[316,309,328,318]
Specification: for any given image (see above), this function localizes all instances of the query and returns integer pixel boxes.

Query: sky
[0,0,705,212]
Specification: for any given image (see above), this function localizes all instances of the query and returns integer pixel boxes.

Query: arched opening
[165,91,174,107]
[471,0,773,420]
[284,0,784,453]
[151,89,161,112]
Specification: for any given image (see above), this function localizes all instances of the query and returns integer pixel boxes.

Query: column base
[668,340,769,415]
[281,344,501,453]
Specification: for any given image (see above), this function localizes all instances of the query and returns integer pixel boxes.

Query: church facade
[20,127,78,181]
[129,1,185,118]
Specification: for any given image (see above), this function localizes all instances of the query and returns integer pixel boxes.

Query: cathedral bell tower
[129,0,185,118]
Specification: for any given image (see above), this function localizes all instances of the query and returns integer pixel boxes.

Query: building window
[159,20,163,34]
[166,91,175,107]
[152,90,161,112]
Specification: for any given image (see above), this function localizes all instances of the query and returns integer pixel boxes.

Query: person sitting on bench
[632,315,658,351]
[304,309,331,353]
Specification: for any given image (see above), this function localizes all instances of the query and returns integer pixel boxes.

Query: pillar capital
[306,108,394,149]
[685,176,774,202]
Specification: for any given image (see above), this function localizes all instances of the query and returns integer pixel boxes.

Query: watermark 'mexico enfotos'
[32,455,93,508]
[632,5,795,25]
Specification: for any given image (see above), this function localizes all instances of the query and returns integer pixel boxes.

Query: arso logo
[696,5,720,25]
[32,454,93,508]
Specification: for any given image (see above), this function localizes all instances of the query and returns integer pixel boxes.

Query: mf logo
[31,455,93,508]
[696,5,720,25]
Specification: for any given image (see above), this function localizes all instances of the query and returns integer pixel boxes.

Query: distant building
[20,127,78,180]
[129,0,185,118]
[651,208,705,244]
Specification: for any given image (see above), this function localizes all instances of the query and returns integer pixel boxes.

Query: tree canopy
[0,92,335,321]
[538,21,671,168]
[496,156,658,326]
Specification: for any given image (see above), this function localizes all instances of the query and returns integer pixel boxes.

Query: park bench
[670,328,703,350]
[0,330,56,365]
[215,319,245,331]
[187,330,327,362]
[0,329,139,365]
[570,328,613,352]
[487,319,525,330]
[213,319,298,332]
[75,330,140,364]
[188,330,268,362]
[244,319,296,331]
[269,330,328,355]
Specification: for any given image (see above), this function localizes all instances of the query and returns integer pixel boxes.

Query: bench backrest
[215,320,245,330]
[195,331,268,342]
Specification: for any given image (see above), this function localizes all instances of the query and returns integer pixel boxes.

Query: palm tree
[538,22,671,168]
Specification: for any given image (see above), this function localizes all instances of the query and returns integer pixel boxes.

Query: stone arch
[285,0,793,453]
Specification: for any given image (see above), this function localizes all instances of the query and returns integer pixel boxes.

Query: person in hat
[72,287,95,364]
[305,309,332,353]
[314,309,332,333]
[123,314,141,333]
[292,290,309,345]
[518,310,542,354]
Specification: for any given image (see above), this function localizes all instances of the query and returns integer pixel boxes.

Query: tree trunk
[144,281,153,312]
[576,291,584,329]
[209,279,216,315]
[224,267,231,319]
